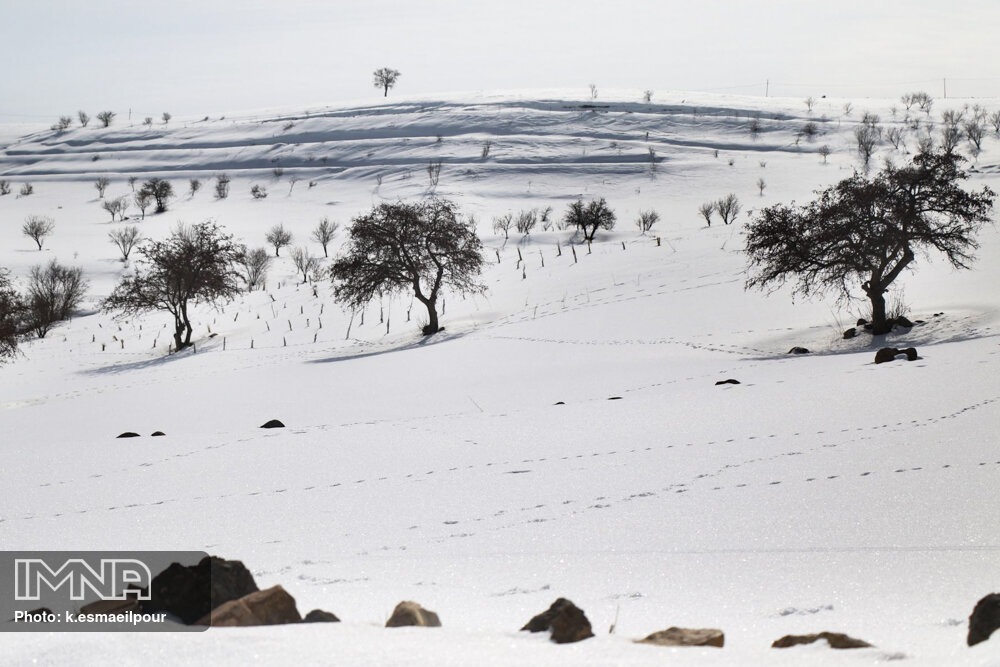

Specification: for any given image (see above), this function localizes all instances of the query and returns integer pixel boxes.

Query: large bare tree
[373,67,401,97]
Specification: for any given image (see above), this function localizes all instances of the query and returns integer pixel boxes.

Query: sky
[1,0,999,122]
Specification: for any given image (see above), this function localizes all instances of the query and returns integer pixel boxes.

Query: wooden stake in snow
[223,337,226,351]
[539,249,545,267]
[556,241,562,257]
[495,249,501,264]
[346,311,356,339]
[572,246,578,263]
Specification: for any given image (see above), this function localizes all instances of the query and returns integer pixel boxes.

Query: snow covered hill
[1,90,999,665]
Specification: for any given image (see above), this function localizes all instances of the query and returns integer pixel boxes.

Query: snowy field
[1,90,999,665]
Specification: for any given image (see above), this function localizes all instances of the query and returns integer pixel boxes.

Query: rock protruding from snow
[968,593,1000,646]
[197,585,301,627]
[843,327,857,339]
[715,379,740,385]
[303,609,341,623]
[260,419,285,429]
[772,632,872,649]
[788,347,810,354]
[116,432,140,438]
[385,601,441,628]
[145,556,258,625]
[874,347,919,364]
[637,627,725,647]
[151,431,165,437]
[521,598,594,644]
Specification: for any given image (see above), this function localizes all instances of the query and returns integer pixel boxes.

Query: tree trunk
[384,85,388,97]
[422,299,439,335]
[868,289,890,335]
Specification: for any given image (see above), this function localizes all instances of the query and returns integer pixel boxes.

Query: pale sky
[1,0,998,121]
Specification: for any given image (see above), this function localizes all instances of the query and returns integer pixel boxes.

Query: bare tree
[804,96,815,112]
[143,117,153,127]
[940,125,962,155]
[19,183,34,197]
[189,178,201,197]
[162,112,172,125]
[818,144,831,164]
[77,110,90,127]
[0,181,10,196]
[250,184,268,199]
[843,102,854,116]
[373,67,401,97]
[214,173,231,199]
[290,247,319,283]
[52,116,72,132]
[854,125,879,168]
[94,176,111,198]
[757,177,766,196]
[715,194,741,225]
[311,217,339,257]
[265,224,292,257]
[746,150,994,335]
[23,215,55,250]
[698,202,714,226]
[492,213,513,240]
[643,90,653,103]
[589,83,598,100]
[139,178,174,213]
[108,225,143,262]
[990,110,1000,135]
[236,247,272,291]
[635,209,659,234]
[0,270,24,362]
[563,198,616,241]
[963,119,986,155]
[886,127,905,150]
[515,209,537,236]
[101,195,129,222]
[134,191,152,220]
[427,159,442,186]
[128,175,138,192]
[26,259,87,338]
[104,221,244,351]
[330,199,485,335]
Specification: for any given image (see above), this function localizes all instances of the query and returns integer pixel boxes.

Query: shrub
[236,247,272,291]
[635,210,659,234]
[265,224,292,257]
[214,173,231,199]
[96,110,116,127]
[138,178,174,213]
[26,259,88,338]
[563,198,616,241]
[250,184,268,199]
[715,194,741,225]
[22,215,54,249]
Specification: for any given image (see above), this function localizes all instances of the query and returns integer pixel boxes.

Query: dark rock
[144,556,258,625]
[117,432,140,438]
[151,431,166,437]
[968,593,1000,646]
[772,632,872,649]
[637,627,724,647]
[893,316,914,328]
[554,401,565,405]
[915,319,925,324]
[197,585,301,627]
[843,327,857,339]
[304,609,340,623]
[901,347,918,361]
[607,396,622,400]
[521,598,594,644]
[715,379,740,385]
[788,347,810,354]
[260,419,285,429]
[856,318,868,326]
[874,347,900,364]
[386,600,441,628]
[863,322,873,331]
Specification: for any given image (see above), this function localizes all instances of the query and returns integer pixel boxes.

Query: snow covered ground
[1,90,999,665]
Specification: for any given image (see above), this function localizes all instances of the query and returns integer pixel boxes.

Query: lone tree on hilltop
[138,178,174,213]
[373,67,401,97]
[330,199,485,335]
[745,150,995,335]
[563,198,616,242]
[96,110,116,128]
[0,269,25,362]
[103,221,244,351]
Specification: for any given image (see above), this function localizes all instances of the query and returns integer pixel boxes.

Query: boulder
[197,585,301,627]
[874,347,900,364]
[715,379,740,385]
[637,627,724,648]
[260,419,285,429]
[968,593,1000,646]
[385,600,441,628]
[788,347,810,354]
[892,316,914,328]
[117,432,140,438]
[151,431,166,437]
[304,609,340,623]
[856,318,868,326]
[772,632,872,649]
[521,598,594,644]
[144,555,258,625]
[901,347,918,361]
[843,327,857,339]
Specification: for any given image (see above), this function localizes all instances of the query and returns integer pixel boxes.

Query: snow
[1,89,999,665]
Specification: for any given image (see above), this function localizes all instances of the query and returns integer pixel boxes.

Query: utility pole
[765,79,769,97]
[943,78,947,99]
